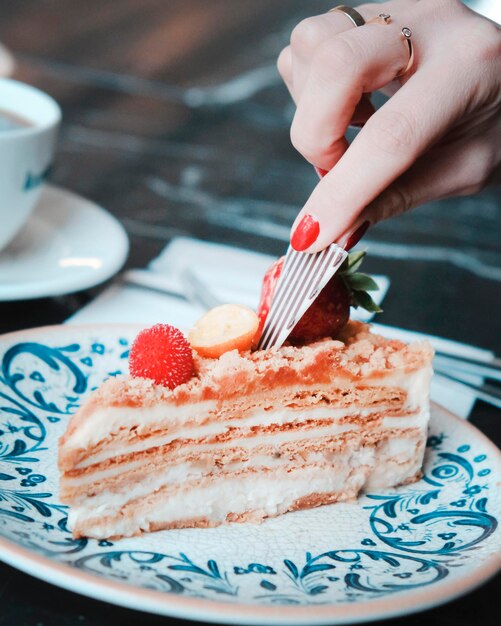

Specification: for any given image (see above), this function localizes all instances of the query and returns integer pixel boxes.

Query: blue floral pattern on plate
[0,326,499,620]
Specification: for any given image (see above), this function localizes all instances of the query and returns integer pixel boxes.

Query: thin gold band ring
[329,5,365,27]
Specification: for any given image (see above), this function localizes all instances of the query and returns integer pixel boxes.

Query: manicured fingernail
[291,214,320,251]
[343,221,370,251]
[314,166,329,179]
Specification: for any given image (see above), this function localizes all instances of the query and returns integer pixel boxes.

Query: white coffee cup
[0,79,61,250]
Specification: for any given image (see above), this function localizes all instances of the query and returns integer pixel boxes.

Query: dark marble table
[0,1,499,624]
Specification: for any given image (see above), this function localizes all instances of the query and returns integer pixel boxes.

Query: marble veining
[16,56,281,108]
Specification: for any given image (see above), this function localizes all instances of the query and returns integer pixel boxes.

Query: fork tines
[257,243,348,351]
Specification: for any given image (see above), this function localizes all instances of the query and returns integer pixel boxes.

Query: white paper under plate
[0,324,499,625]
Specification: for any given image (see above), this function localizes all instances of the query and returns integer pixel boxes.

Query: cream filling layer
[73,402,423,470]
[68,436,425,538]
[68,460,377,535]
[65,408,429,487]
[64,365,432,457]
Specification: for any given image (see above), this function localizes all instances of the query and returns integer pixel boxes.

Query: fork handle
[434,354,501,382]
[434,368,501,410]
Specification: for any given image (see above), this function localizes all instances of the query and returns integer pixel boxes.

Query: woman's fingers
[277,46,294,100]
[290,20,413,171]
[279,44,376,128]
[290,64,468,252]
[287,7,375,102]
[338,131,501,241]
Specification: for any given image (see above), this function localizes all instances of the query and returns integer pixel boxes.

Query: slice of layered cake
[59,252,433,539]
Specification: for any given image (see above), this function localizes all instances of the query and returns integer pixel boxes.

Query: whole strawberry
[256,256,284,335]
[257,251,381,344]
[289,274,351,342]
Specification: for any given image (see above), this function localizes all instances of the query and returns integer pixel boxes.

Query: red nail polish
[291,214,320,251]
[344,221,370,251]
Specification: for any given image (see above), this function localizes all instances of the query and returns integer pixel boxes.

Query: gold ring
[398,27,415,76]
[329,5,365,27]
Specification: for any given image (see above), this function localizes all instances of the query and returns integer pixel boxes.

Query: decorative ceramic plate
[0,185,129,301]
[0,325,499,625]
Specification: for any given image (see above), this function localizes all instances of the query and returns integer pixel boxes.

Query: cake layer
[65,400,422,472]
[59,364,431,471]
[67,427,426,539]
[59,322,433,471]
[60,408,428,504]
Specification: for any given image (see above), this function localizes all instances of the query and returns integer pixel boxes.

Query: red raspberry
[129,324,194,389]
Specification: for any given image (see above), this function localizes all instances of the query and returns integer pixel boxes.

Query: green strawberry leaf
[351,290,383,313]
[339,250,382,314]
[344,272,379,292]
[343,250,367,273]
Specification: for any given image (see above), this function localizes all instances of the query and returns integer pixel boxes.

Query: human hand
[278,0,501,252]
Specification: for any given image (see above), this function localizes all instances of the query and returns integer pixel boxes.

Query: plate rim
[0,323,500,625]
[0,185,129,302]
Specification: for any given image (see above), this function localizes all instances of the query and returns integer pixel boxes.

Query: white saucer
[0,185,129,301]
